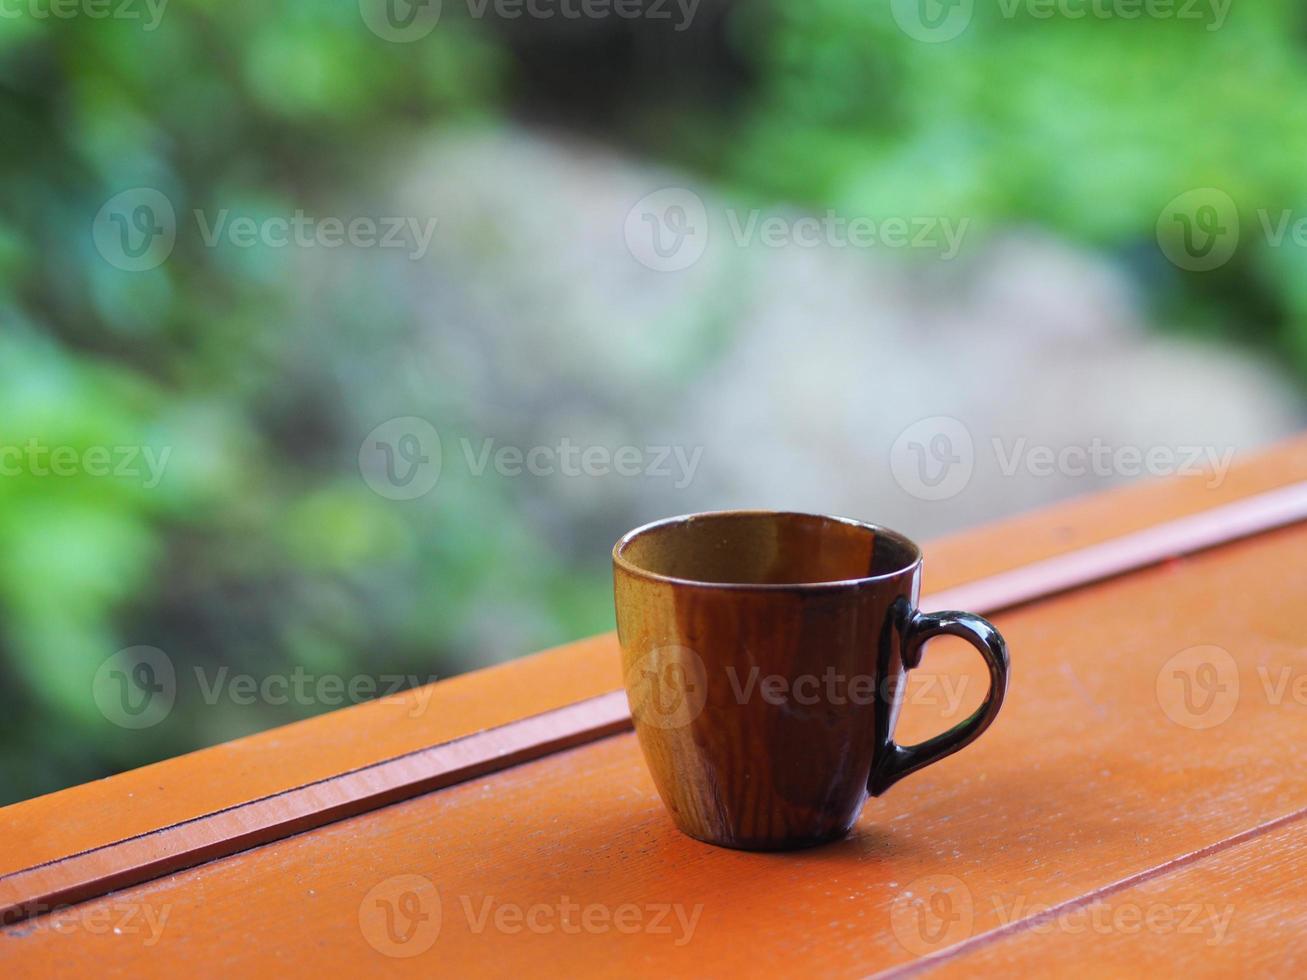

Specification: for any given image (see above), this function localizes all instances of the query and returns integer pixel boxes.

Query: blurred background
[2,0,1305,804]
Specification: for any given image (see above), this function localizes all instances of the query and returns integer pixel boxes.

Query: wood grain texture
[5,519,1303,976]
[7,435,1304,882]
[920,432,1307,594]
[925,479,1307,614]
[915,816,1307,978]
[0,634,624,878]
[0,692,630,926]
[2,482,1294,924]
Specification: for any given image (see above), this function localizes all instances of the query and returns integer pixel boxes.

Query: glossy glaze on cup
[613,511,1008,851]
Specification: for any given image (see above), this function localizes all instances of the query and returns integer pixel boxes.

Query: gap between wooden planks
[872,804,1307,978]
[2,479,1305,927]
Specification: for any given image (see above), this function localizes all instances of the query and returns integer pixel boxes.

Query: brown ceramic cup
[612,511,1009,851]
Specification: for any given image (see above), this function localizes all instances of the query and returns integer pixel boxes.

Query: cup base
[671,820,854,852]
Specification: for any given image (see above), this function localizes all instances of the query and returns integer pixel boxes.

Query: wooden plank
[0,634,625,878]
[4,481,1305,927]
[909,816,1307,978]
[4,520,1303,975]
[6,437,1303,882]
[921,432,1307,593]
[0,692,630,927]
[7,435,1297,880]
[924,480,1307,613]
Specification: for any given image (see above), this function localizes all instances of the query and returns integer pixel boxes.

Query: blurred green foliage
[715,0,1307,374]
[1,0,1304,803]
[0,1,589,802]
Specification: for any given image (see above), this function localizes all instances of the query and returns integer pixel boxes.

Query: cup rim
[611,510,923,592]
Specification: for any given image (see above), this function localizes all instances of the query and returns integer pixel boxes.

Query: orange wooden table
[4,437,1307,977]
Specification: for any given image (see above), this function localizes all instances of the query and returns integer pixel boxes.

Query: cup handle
[868,609,1010,796]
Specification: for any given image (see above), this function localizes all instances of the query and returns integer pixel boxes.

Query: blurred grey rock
[384,125,1304,547]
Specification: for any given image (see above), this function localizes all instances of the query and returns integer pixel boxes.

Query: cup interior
[614,511,920,587]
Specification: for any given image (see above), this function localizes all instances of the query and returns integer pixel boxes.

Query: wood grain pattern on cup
[613,511,1009,851]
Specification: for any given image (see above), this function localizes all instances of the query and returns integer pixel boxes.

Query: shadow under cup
[613,511,1008,851]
